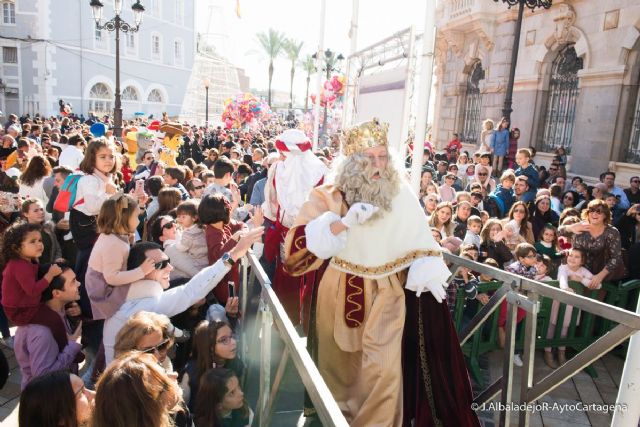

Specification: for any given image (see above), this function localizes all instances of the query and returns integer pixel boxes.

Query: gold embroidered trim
[345,275,364,328]
[418,301,443,427]
[331,250,442,276]
[294,235,306,251]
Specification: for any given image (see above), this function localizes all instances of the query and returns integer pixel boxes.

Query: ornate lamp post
[203,78,210,129]
[494,0,552,123]
[312,49,343,139]
[90,0,145,139]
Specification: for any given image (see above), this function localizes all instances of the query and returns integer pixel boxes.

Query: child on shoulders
[1,222,66,350]
[85,194,156,320]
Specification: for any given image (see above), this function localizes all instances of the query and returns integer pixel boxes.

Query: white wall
[355,67,407,152]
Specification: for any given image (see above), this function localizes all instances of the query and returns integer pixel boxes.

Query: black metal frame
[541,45,583,153]
[494,0,553,123]
[461,61,484,145]
[625,76,640,163]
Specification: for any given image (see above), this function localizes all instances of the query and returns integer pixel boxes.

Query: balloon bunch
[221,93,271,129]
[310,75,346,108]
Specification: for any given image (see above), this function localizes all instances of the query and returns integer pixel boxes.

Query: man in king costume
[284,119,480,426]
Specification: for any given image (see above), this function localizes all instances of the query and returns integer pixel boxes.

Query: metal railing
[239,253,348,427]
[237,249,639,427]
[444,252,640,427]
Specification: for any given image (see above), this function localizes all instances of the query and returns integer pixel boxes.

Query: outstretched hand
[229,227,264,261]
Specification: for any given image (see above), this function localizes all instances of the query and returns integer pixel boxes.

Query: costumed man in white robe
[284,119,480,427]
[262,129,328,325]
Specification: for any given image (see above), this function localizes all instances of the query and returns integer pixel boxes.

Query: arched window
[2,1,15,25]
[122,86,139,101]
[541,45,583,153]
[88,83,112,114]
[460,61,484,145]
[147,89,164,103]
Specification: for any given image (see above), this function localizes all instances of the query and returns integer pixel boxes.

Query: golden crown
[341,118,389,156]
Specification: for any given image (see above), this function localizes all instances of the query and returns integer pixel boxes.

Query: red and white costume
[262,130,328,326]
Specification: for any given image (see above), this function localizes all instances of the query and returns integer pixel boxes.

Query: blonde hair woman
[428,201,462,252]
[93,352,183,427]
[114,311,174,373]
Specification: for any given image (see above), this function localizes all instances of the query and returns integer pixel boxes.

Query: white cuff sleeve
[305,211,347,260]
[406,256,451,299]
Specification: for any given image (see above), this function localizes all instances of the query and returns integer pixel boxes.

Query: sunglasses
[154,259,170,270]
[632,180,640,183]
[162,220,176,230]
[193,185,205,190]
[478,173,488,177]
[588,208,604,214]
[142,338,171,354]
[514,209,526,214]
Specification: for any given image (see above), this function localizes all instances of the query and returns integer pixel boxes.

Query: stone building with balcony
[433,0,640,182]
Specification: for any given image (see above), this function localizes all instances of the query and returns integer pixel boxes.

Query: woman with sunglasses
[468,165,496,195]
[560,190,580,211]
[113,315,195,427]
[145,187,182,237]
[529,195,559,240]
[114,310,175,372]
[503,201,535,253]
[562,199,625,289]
[93,352,184,427]
[180,320,243,412]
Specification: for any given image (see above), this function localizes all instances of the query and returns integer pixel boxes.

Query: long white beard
[334,154,400,220]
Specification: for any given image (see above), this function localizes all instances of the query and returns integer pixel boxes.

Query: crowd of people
[0,110,636,426]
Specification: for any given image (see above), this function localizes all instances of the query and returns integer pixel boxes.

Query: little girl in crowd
[500,243,538,366]
[544,248,594,368]
[21,198,62,265]
[0,222,64,349]
[85,194,156,320]
[535,254,553,282]
[174,200,209,271]
[534,224,565,276]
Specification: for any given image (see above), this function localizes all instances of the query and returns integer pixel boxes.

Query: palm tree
[300,55,316,111]
[255,29,285,107]
[282,39,304,108]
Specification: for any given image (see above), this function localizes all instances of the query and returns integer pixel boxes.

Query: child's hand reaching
[250,206,264,228]
[45,264,63,282]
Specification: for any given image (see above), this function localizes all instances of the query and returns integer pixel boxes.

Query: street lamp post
[312,49,344,140]
[203,78,210,129]
[494,0,552,123]
[90,0,144,139]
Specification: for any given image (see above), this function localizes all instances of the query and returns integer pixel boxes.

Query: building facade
[433,0,640,182]
[0,0,196,119]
